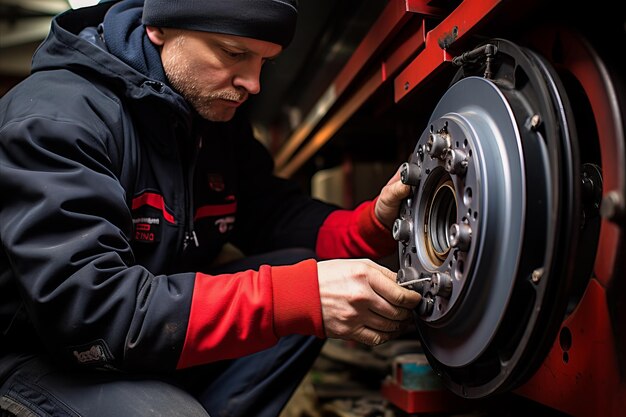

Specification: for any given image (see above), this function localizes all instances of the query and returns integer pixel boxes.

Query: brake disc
[394,38,581,397]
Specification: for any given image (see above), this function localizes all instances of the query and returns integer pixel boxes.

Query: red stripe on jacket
[177,259,323,369]
[315,199,396,259]
[131,192,176,224]
[194,202,237,221]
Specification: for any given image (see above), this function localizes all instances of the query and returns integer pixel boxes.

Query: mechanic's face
[147,28,282,122]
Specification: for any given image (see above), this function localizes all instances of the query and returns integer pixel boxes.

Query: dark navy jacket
[0,1,351,371]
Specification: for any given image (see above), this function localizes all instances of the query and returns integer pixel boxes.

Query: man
[0,0,421,416]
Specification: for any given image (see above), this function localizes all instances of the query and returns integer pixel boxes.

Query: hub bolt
[449,223,472,251]
[427,132,449,158]
[393,218,412,242]
[431,272,453,298]
[400,162,422,186]
[445,149,468,175]
[397,267,419,283]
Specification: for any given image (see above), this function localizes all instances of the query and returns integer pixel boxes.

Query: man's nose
[233,60,262,95]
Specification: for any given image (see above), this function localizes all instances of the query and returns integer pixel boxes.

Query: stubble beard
[162,37,245,122]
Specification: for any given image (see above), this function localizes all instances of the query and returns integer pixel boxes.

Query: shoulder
[0,71,138,176]
[1,70,128,144]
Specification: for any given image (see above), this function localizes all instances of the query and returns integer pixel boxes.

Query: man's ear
[145,25,165,46]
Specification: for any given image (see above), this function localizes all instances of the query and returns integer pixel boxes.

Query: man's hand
[317,259,422,346]
[374,166,411,229]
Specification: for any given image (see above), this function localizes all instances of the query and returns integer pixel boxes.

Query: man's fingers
[362,310,411,332]
[389,177,411,200]
[380,168,411,203]
[353,326,405,347]
[370,301,414,321]
[374,165,412,229]
[353,261,421,317]
[367,269,422,310]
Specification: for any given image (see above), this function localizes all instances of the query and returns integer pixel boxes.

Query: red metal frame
[516,280,626,417]
[393,0,502,103]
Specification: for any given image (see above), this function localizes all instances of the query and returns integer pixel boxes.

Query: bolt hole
[562,352,569,364]
[464,187,473,205]
[560,326,572,351]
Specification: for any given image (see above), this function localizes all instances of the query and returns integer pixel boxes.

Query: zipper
[182,130,202,251]
[184,229,199,250]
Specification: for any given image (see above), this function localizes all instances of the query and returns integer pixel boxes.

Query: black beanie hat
[142,0,298,48]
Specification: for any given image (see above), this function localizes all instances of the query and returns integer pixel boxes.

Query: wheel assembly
[393,33,614,398]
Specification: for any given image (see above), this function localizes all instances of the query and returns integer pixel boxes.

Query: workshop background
[2,0,625,416]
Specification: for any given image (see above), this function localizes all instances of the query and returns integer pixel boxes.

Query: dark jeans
[0,249,324,417]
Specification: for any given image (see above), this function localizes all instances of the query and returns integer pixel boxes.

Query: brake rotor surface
[397,75,526,366]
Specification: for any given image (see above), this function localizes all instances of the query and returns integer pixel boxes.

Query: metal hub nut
[393,218,412,242]
[397,267,420,283]
[431,272,453,298]
[400,162,422,186]
[445,149,468,175]
[449,223,472,251]
[427,132,449,158]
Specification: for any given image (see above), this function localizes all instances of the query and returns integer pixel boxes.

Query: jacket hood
[103,0,166,84]
[31,0,188,112]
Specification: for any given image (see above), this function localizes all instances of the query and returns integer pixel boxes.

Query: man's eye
[223,49,244,59]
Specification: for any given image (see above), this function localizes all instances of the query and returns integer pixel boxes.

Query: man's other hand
[374,166,411,230]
